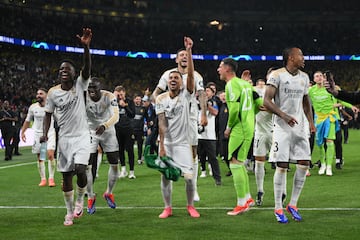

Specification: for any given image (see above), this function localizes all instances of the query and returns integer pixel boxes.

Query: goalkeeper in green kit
[309,71,357,175]
[217,57,263,216]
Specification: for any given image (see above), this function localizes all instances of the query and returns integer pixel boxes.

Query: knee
[75,164,87,176]
[276,162,289,170]
[183,173,193,181]
[107,152,119,164]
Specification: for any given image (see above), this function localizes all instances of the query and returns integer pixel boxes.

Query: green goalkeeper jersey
[225,77,261,140]
[309,85,352,119]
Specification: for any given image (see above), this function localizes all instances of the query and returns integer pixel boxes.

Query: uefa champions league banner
[0,129,34,149]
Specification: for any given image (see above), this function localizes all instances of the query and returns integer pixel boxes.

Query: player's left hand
[77,28,92,47]
[184,36,193,50]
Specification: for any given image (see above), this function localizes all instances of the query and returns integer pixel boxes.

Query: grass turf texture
[0,129,360,240]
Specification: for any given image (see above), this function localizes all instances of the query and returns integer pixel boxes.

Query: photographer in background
[113,85,136,178]
[197,85,222,185]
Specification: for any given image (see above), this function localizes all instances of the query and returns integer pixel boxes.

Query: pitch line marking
[0,161,36,169]
[0,206,359,211]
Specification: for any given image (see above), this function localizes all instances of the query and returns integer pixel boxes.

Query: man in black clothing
[217,90,231,176]
[0,100,17,160]
[114,85,136,178]
[142,95,158,155]
[132,93,149,165]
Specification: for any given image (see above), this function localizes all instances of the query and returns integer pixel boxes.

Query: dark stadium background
[1,0,360,102]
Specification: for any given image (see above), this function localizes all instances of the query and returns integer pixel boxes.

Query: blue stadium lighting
[0,35,358,61]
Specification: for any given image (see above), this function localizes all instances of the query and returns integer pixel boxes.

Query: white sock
[185,177,195,206]
[76,185,86,203]
[48,159,56,179]
[255,160,265,193]
[107,164,118,193]
[274,167,287,210]
[38,161,46,180]
[86,165,94,198]
[289,165,308,207]
[97,153,102,176]
[160,175,172,208]
[63,190,74,215]
[121,166,126,172]
[193,157,199,193]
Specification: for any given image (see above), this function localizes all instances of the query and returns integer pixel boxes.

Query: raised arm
[184,36,194,94]
[76,28,92,80]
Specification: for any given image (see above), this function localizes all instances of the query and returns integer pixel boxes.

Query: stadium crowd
[1,1,360,225]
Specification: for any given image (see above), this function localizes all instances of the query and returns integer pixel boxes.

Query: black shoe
[226,171,232,177]
[316,160,321,168]
[14,152,22,156]
[271,162,276,169]
[309,161,314,169]
[215,180,222,186]
[256,192,264,206]
[335,163,342,170]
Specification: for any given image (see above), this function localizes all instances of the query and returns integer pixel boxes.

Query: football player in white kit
[252,69,276,206]
[42,28,92,226]
[264,47,315,224]
[152,41,207,203]
[85,77,120,214]
[21,88,57,187]
[156,37,200,218]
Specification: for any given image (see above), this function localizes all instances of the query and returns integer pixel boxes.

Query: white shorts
[89,127,118,153]
[188,118,198,146]
[253,129,272,157]
[47,131,56,151]
[269,124,311,163]
[57,133,91,172]
[164,143,193,175]
[32,131,56,154]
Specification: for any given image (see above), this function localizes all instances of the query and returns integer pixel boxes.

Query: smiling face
[36,89,47,104]
[58,62,76,83]
[175,50,188,70]
[167,71,183,92]
[87,79,101,101]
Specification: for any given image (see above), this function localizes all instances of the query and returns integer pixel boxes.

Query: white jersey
[156,89,192,145]
[255,86,273,133]
[267,67,311,162]
[86,90,119,131]
[157,68,204,120]
[45,73,90,138]
[198,105,217,141]
[26,102,55,136]
[267,67,310,130]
